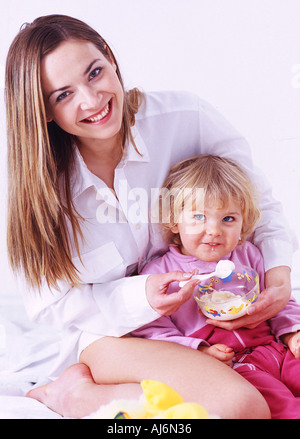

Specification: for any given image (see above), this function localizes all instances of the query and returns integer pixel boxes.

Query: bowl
[194,265,260,321]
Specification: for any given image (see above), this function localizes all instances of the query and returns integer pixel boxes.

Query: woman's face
[41,39,124,149]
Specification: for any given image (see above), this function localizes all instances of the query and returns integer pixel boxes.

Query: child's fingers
[212,345,234,361]
[215,344,233,353]
[293,345,300,359]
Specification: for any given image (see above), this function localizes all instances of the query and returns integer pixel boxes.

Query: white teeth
[85,102,110,122]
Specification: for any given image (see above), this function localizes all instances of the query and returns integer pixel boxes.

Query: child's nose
[205,220,221,236]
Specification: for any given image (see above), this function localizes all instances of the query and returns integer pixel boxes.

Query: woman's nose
[79,87,101,111]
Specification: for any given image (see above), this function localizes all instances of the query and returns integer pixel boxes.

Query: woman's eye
[89,67,102,80]
[223,216,235,222]
[56,91,70,102]
[194,214,206,221]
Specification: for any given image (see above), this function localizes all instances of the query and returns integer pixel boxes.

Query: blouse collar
[69,125,150,199]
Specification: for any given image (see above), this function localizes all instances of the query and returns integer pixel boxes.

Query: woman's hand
[206,266,291,330]
[145,270,200,315]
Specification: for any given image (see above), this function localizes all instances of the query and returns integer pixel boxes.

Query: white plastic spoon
[179,260,235,287]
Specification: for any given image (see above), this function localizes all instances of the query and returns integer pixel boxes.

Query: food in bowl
[194,266,260,321]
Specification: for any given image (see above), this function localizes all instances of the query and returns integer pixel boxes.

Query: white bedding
[0,254,300,419]
[0,294,64,419]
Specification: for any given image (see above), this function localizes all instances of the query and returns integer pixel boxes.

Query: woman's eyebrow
[84,58,101,75]
[48,85,70,101]
[47,59,101,100]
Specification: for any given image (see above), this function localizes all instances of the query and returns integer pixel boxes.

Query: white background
[0,0,299,295]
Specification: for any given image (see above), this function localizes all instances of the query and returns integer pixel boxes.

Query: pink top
[132,242,300,351]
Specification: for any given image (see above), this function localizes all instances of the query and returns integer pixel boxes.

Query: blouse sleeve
[269,296,300,341]
[131,314,206,350]
[21,274,160,339]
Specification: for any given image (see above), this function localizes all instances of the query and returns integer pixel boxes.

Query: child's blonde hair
[160,154,261,247]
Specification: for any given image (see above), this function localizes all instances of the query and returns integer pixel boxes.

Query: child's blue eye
[223,216,234,222]
[194,214,206,221]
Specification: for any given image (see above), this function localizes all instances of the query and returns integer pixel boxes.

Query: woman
[5,14,291,418]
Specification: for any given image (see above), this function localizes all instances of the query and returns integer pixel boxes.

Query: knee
[232,385,271,419]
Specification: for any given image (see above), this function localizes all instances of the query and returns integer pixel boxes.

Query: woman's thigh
[80,336,270,419]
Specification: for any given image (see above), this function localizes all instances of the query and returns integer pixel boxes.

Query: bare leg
[28,337,271,419]
[80,337,270,419]
[27,363,142,418]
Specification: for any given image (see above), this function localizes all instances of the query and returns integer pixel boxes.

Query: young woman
[5,14,292,418]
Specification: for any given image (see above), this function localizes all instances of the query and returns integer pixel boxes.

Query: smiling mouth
[81,100,112,123]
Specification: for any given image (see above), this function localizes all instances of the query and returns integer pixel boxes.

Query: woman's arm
[21,271,198,340]
[247,265,291,319]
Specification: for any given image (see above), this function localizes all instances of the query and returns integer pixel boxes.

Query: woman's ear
[104,45,117,71]
[45,106,53,123]
[170,224,179,234]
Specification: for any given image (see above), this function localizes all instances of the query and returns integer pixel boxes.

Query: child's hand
[198,344,234,366]
[282,332,300,359]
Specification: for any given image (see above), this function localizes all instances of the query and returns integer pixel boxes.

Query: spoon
[179,260,235,287]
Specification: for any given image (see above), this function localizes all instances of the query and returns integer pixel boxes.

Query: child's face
[171,199,243,262]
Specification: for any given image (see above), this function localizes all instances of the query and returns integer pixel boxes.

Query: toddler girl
[132,154,300,419]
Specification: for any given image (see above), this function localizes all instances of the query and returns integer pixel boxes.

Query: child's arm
[198,344,234,367]
[269,296,300,345]
[281,331,300,359]
[131,313,207,351]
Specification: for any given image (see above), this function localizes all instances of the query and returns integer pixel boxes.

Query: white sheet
[0,294,64,419]
[0,396,62,419]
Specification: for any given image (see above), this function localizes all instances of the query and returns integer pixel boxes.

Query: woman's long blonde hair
[5,14,143,290]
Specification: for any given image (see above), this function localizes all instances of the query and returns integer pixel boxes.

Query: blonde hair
[5,15,143,289]
[160,154,261,246]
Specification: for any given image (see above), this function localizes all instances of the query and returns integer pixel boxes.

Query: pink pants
[193,324,300,419]
[234,341,300,419]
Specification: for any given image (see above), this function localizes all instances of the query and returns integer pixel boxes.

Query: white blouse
[21,91,293,376]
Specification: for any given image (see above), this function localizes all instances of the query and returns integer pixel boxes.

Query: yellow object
[251,293,258,303]
[164,402,210,419]
[141,380,184,412]
[228,304,244,314]
[140,380,211,419]
[90,379,216,419]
